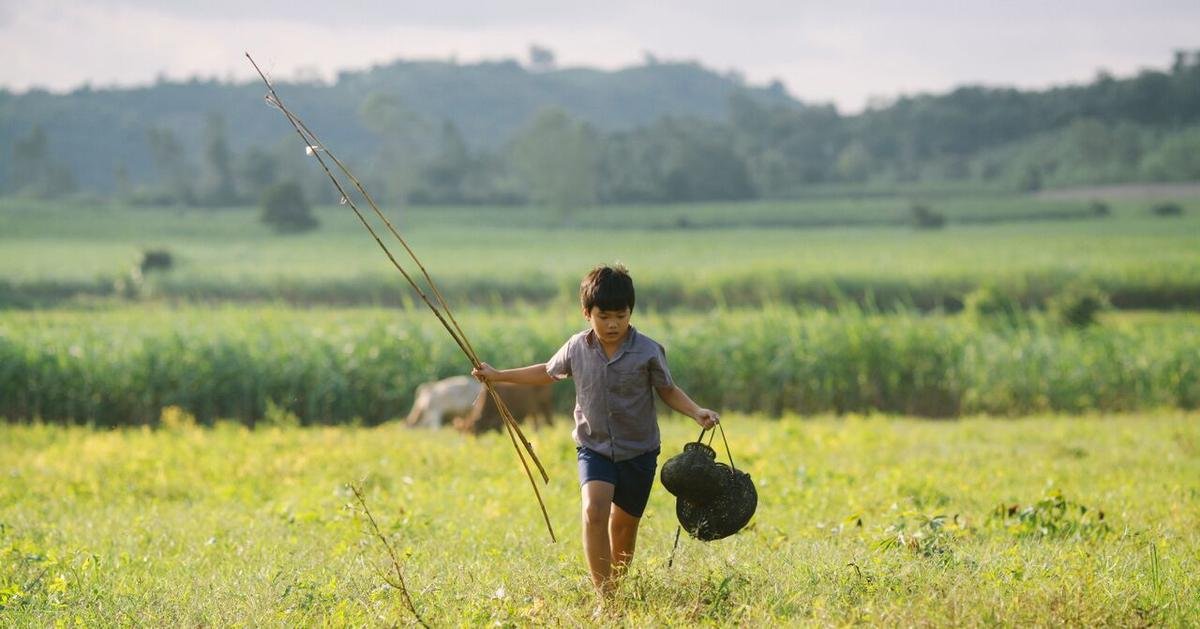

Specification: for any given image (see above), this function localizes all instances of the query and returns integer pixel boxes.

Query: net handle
[694,422,736,471]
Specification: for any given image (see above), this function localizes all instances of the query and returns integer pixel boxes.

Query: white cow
[405,375,482,428]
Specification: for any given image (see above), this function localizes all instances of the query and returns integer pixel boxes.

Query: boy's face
[584,306,631,345]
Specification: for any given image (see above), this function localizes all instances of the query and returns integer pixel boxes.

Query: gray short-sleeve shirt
[545,327,674,461]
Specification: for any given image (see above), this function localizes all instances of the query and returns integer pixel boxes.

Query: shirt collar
[585,326,639,361]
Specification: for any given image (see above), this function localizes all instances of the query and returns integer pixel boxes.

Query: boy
[472,264,719,596]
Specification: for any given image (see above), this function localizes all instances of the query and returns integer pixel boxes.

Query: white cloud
[67,0,634,28]
[2,0,1197,111]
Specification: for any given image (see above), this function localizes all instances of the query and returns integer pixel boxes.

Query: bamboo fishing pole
[247,57,547,483]
[266,93,549,485]
[246,53,556,542]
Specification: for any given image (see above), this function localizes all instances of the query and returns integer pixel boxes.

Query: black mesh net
[659,441,728,504]
[676,465,757,541]
[661,429,758,542]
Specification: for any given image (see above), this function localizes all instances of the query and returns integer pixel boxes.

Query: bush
[910,203,945,229]
[139,248,174,273]
[1088,200,1111,217]
[963,285,1024,328]
[260,181,318,233]
[1048,284,1109,328]
[1150,202,1184,217]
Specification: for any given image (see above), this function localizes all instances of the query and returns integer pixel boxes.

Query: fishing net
[660,441,728,504]
[676,463,757,541]
[663,425,757,542]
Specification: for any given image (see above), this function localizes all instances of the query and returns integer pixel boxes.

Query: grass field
[3,191,1197,625]
[2,414,1196,625]
[2,196,1197,309]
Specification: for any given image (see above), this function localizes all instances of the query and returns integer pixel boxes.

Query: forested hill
[0,59,796,193]
[342,59,798,145]
[2,52,1199,203]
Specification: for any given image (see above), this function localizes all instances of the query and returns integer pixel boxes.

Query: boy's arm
[656,385,720,429]
[472,362,555,386]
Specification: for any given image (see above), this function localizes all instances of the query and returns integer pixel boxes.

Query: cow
[453,383,555,434]
[405,375,482,428]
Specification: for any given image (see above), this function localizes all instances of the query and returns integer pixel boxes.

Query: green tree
[511,108,600,218]
[834,140,873,182]
[1018,164,1043,192]
[410,121,473,204]
[260,181,318,233]
[527,44,557,72]
[656,118,755,201]
[1141,128,1200,181]
[114,163,132,199]
[147,126,195,205]
[1066,119,1114,167]
[11,125,48,187]
[238,148,280,201]
[202,113,239,206]
[728,93,844,193]
[359,93,437,203]
[10,124,76,198]
[597,129,671,202]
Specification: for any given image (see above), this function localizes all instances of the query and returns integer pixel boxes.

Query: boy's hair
[580,264,635,312]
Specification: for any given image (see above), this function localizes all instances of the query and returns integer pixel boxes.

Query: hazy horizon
[2,0,1198,112]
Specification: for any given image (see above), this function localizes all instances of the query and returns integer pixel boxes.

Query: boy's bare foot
[591,598,619,621]
[591,582,618,620]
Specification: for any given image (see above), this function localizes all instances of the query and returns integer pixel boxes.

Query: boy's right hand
[472,362,498,382]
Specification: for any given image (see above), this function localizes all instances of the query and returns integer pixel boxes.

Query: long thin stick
[272,88,547,484]
[248,53,555,541]
[251,60,546,485]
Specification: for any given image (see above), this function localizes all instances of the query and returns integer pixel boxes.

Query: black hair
[580,264,635,312]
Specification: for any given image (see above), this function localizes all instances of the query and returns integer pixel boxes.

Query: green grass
[2,306,1197,425]
[2,196,1198,310]
[1,414,1196,625]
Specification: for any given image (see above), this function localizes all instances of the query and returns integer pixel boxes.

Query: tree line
[3,51,1199,210]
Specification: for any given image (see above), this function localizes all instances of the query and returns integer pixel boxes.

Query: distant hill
[1,51,1197,202]
[0,58,796,193]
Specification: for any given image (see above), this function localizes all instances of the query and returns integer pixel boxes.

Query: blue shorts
[576,446,660,518]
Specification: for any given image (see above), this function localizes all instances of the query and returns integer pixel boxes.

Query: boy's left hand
[693,408,720,429]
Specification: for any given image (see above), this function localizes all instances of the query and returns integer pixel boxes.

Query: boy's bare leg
[581,481,616,594]
[609,504,641,581]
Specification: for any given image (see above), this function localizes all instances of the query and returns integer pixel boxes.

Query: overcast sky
[1,0,1197,112]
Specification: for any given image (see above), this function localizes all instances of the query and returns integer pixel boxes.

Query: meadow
[2,195,1198,310]
[1,414,1196,625]
[2,191,1198,625]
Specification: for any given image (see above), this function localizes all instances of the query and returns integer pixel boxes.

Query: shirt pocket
[610,361,648,396]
